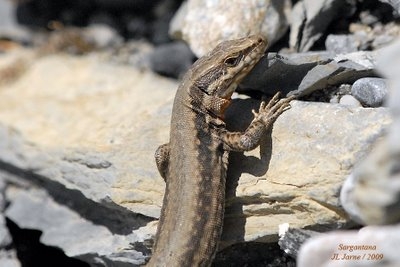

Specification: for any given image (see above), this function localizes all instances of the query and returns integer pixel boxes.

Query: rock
[351,77,388,107]
[304,38,400,267]
[0,250,20,267]
[289,0,354,52]
[372,32,398,50]
[340,137,400,225]
[340,39,400,226]
[148,41,195,78]
[0,210,11,250]
[0,52,178,219]
[339,95,362,107]
[0,179,20,267]
[297,224,400,267]
[278,224,319,258]
[0,180,11,249]
[379,0,400,14]
[240,51,377,97]
[170,0,290,57]
[168,0,188,40]
[325,34,369,54]
[379,40,400,111]
[347,22,400,51]
[5,185,150,266]
[0,0,31,44]
[0,51,392,264]
[239,52,322,96]
[221,100,391,247]
[83,24,123,49]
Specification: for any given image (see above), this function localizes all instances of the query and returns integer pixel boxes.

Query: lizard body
[147,35,293,267]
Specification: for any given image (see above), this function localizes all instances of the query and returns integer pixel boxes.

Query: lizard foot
[252,92,295,126]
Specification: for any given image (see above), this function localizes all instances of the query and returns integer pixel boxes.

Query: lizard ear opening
[224,54,243,67]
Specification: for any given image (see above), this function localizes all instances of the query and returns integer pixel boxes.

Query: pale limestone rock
[170,0,291,57]
[0,53,178,218]
[221,100,391,247]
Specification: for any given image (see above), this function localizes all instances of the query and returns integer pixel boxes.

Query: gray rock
[0,0,31,43]
[168,0,187,40]
[0,216,11,250]
[341,137,400,225]
[240,51,377,97]
[339,95,362,107]
[289,0,354,52]
[325,34,369,54]
[5,186,151,266]
[0,180,11,249]
[337,83,352,95]
[278,225,319,258]
[340,39,400,226]
[330,95,339,103]
[379,39,400,112]
[0,178,20,267]
[372,33,399,50]
[240,53,321,96]
[298,224,400,267]
[351,77,388,107]
[0,250,20,267]
[379,0,400,14]
[148,41,195,78]
[83,24,123,49]
[170,0,290,57]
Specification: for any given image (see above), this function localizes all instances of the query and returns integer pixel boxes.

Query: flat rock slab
[0,52,392,264]
[221,99,391,247]
[0,52,177,218]
[240,51,378,97]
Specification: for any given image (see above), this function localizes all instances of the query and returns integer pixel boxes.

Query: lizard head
[188,35,267,116]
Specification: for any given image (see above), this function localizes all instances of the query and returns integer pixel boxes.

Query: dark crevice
[213,242,296,267]
[0,160,153,235]
[6,218,90,267]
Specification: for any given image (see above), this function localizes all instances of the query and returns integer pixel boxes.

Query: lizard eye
[224,54,242,67]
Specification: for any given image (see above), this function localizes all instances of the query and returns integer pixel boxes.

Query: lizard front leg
[220,92,294,152]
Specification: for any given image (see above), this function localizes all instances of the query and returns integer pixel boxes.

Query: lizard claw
[256,92,295,125]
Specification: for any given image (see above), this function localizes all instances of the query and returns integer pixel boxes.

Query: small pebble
[329,95,339,104]
[351,77,388,107]
[339,95,362,107]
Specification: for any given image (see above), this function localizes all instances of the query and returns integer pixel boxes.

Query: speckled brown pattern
[147,35,293,267]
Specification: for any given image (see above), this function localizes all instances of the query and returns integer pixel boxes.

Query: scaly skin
[147,35,294,267]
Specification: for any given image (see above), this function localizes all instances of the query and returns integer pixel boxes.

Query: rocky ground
[0,0,399,266]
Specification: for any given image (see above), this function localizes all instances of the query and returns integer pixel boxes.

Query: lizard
[146,35,294,267]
